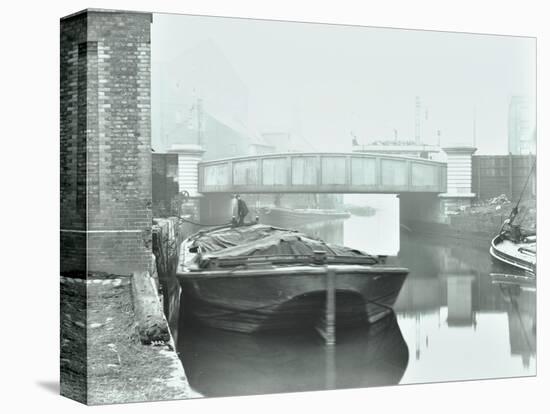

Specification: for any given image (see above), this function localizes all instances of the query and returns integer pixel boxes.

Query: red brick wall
[60,10,153,276]
[60,12,88,277]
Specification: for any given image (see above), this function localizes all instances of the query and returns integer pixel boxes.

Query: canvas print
[60,9,536,405]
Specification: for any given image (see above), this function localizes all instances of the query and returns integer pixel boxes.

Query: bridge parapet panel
[412,163,439,188]
[321,156,347,185]
[351,157,377,187]
[381,158,408,190]
[292,156,318,185]
[233,160,258,186]
[262,157,287,186]
[204,163,230,187]
[198,152,446,194]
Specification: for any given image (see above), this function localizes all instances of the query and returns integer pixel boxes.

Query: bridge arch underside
[200,192,442,225]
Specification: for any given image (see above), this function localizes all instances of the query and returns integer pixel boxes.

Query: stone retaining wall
[449,213,505,236]
[404,219,498,247]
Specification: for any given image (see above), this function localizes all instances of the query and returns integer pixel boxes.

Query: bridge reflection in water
[302,215,536,383]
[396,230,535,383]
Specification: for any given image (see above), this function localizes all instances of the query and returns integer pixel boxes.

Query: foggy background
[151,13,536,155]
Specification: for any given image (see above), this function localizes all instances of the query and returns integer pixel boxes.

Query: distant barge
[176,224,408,334]
[258,207,351,227]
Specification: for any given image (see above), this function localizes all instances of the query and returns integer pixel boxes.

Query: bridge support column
[439,146,477,220]
[399,193,443,226]
[168,144,205,220]
[167,144,204,197]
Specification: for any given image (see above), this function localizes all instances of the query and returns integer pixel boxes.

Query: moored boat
[176,224,408,334]
[490,233,536,274]
[490,160,537,274]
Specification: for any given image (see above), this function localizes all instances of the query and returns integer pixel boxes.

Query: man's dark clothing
[237,198,249,225]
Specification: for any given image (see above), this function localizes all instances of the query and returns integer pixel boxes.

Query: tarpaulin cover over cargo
[177,223,407,333]
[185,224,378,269]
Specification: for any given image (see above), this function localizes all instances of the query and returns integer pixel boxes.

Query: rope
[501,159,536,229]
[365,296,395,312]
[179,216,232,227]
[514,160,536,211]
[512,160,536,227]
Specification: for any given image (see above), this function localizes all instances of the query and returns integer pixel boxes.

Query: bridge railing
[198,152,447,194]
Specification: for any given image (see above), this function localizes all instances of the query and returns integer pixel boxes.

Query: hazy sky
[152,13,535,154]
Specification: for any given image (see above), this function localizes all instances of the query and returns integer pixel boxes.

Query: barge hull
[179,266,407,333]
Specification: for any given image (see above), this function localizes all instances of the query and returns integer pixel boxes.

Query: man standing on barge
[231,194,249,226]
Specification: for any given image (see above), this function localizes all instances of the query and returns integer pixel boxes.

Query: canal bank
[60,273,193,405]
[404,197,536,247]
[60,217,198,404]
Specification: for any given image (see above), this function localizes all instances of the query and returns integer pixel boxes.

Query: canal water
[178,210,536,397]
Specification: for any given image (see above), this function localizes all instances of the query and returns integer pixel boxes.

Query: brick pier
[60,9,153,276]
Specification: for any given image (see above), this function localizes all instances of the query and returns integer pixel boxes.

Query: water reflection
[396,231,536,383]
[276,214,536,382]
[178,212,536,395]
[446,275,475,327]
[294,213,399,256]
[498,283,536,368]
[178,313,408,397]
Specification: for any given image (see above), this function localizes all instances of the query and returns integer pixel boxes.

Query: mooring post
[325,343,336,389]
[325,267,336,346]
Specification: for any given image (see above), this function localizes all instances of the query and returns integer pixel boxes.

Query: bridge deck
[198,152,447,194]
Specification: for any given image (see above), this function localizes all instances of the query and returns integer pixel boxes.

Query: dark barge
[176,224,408,334]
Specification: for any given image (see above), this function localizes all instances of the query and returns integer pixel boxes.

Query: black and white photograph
[59,6,538,405]
[3,1,548,413]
